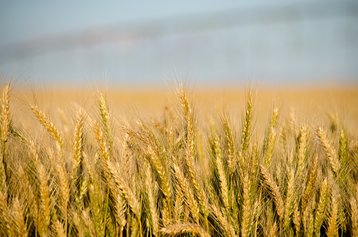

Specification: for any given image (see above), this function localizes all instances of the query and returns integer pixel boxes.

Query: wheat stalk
[178,90,210,221]
[296,126,308,183]
[241,173,251,237]
[314,178,330,235]
[293,200,301,235]
[327,187,339,237]
[221,116,237,175]
[71,210,85,237]
[107,160,140,217]
[72,115,85,199]
[338,129,349,184]
[161,223,210,237]
[86,180,105,236]
[283,169,295,231]
[11,198,28,237]
[0,191,10,236]
[173,164,200,223]
[17,165,38,229]
[37,162,51,237]
[173,186,184,221]
[115,194,127,234]
[54,218,66,237]
[338,129,348,163]
[317,127,340,175]
[144,163,159,236]
[210,204,237,237]
[211,132,230,213]
[303,193,316,237]
[268,222,278,237]
[302,155,318,210]
[55,163,69,230]
[0,84,10,194]
[260,165,284,221]
[162,198,171,227]
[184,154,208,221]
[146,146,171,199]
[94,122,110,161]
[350,196,358,237]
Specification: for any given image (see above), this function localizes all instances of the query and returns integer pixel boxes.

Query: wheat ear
[93,122,110,161]
[210,204,237,237]
[212,132,230,213]
[178,88,196,158]
[114,194,127,234]
[98,93,113,157]
[327,187,339,237]
[293,200,301,235]
[283,169,295,231]
[317,128,340,175]
[146,146,171,199]
[173,164,200,223]
[241,173,251,237]
[314,178,330,235]
[73,114,85,167]
[260,165,284,220]
[107,161,140,217]
[11,198,28,237]
[161,223,210,237]
[37,162,51,237]
[302,155,318,210]
[55,163,69,230]
[240,93,253,155]
[0,191,10,236]
[263,107,279,166]
[221,116,237,175]
[296,126,308,183]
[268,222,278,237]
[178,89,209,216]
[184,154,208,220]
[303,199,315,237]
[54,218,66,237]
[72,115,85,196]
[144,163,159,236]
[0,84,10,151]
[31,105,64,151]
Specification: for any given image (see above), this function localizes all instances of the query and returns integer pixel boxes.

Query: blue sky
[0,0,357,86]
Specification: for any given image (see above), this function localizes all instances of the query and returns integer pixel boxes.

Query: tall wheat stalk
[0,84,10,194]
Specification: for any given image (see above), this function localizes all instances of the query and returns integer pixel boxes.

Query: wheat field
[0,84,357,236]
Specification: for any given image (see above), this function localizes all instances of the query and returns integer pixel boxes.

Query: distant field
[11,86,358,135]
[1,85,357,236]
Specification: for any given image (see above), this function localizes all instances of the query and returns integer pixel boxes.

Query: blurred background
[0,0,357,87]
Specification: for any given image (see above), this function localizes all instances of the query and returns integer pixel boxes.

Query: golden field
[0,84,357,236]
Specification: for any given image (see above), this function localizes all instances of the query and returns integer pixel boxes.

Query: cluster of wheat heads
[0,84,357,237]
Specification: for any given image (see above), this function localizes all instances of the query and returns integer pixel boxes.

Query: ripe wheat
[0,85,356,236]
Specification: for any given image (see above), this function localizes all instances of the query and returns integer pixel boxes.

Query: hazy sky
[0,0,275,45]
[0,0,357,87]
